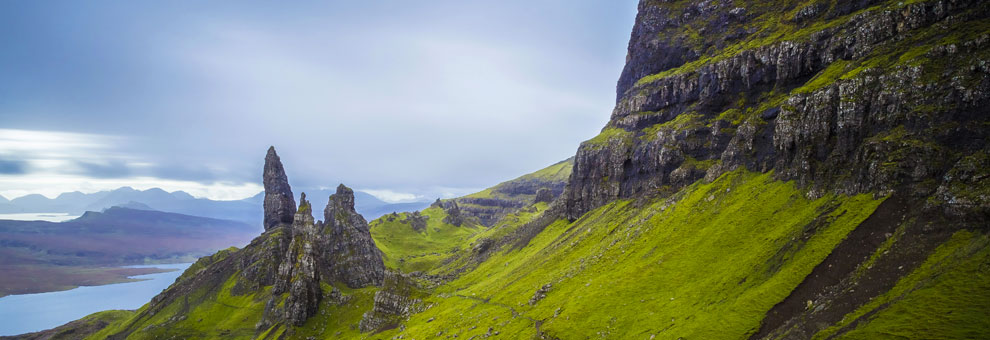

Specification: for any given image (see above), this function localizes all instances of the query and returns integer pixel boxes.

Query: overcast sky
[0,0,638,202]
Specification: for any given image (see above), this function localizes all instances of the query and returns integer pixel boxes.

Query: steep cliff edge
[564,0,989,225]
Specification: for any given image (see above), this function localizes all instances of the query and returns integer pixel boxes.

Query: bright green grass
[584,127,634,150]
[86,273,270,340]
[375,170,884,339]
[816,230,990,339]
[370,207,484,273]
[85,275,377,340]
[41,310,135,340]
[517,158,573,183]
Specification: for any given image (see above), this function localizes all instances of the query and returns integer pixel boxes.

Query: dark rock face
[440,200,464,226]
[402,211,429,232]
[533,188,554,203]
[263,147,296,230]
[359,272,423,332]
[563,0,990,220]
[263,193,321,327]
[321,184,386,287]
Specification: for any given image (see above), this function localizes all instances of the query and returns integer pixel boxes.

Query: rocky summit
[26,1,990,339]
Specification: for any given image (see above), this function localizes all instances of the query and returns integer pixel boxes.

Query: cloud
[0,1,639,202]
[0,129,261,200]
[74,160,132,178]
[359,189,422,204]
[0,174,262,201]
[0,159,26,174]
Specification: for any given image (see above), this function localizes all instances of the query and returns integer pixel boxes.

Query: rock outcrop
[359,272,423,332]
[533,188,553,203]
[440,200,464,226]
[321,184,386,287]
[263,146,296,230]
[402,211,429,232]
[262,193,322,327]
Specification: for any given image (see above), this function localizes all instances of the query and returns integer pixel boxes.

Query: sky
[0,0,639,203]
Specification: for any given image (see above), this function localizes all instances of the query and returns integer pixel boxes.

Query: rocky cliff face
[562,0,990,223]
[320,184,386,288]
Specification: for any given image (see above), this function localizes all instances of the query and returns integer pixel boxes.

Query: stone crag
[95,148,401,338]
[263,147,296,231]
[563,0,990,224]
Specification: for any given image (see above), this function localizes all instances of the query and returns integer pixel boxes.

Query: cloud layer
[0,1,637,201]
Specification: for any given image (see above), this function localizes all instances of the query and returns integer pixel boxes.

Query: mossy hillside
[176,246,240,284]
[84,275,378,340]
[427,201,551,277]
[583,127,635,150]
[370,206,484,273]
[375,170,885,339]
[515,158,573,183]
[85,274,270,340]
[813,230,990,339]
[33,310,136,340]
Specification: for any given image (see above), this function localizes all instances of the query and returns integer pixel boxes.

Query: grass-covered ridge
[453,158,573,227]
[372,170,886,339]
[370,206,483,273]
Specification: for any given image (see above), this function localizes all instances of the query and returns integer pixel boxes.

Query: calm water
[0,263,191,336]
[0,212,79,222]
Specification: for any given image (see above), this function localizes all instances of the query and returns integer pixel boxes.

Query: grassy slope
[370,207,483,273]
[368,159,572,274]
[815,231,990,339]
[374,171,885,339]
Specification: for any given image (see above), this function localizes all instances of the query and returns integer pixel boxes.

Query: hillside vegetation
[28,0,990,339]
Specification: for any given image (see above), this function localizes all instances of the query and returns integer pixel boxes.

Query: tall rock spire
[263,146,296,230]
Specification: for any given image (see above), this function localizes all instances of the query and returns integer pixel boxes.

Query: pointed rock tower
[95,147,391,338]
[263,146,296,230]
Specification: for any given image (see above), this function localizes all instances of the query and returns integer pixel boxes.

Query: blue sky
[0,0,638,202]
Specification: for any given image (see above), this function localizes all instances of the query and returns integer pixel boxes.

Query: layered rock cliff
[562,0,989,225]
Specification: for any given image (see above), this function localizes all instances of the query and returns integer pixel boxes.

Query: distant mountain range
[0,187,431,225]
[0,206,260,267]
